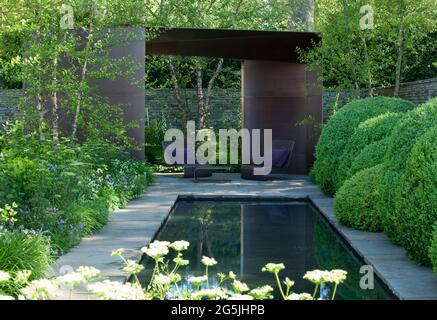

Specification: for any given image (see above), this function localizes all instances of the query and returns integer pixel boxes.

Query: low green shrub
[379,98,437,243]
[334,164,384,232]
[349,138,390,178]
[430,223,437,276]
[311,97,415,195]
[392,126,437,264]
[0,123,154,256]
[337,112,404,188]
[0,229,52,294]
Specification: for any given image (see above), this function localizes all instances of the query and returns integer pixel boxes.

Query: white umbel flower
[201,256,217,267]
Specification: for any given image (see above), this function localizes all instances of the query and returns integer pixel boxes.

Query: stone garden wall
[2,78,436,127]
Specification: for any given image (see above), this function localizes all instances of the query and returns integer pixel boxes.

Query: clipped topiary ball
[430,223,437,276]
[393,125,437,265]
[337,112,405,188]
[334,164,385,232]
[349,138,390,178]
[379,98,437,243]
[311,97,415,196]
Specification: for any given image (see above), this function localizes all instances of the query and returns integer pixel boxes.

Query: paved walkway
[53,173,437,300]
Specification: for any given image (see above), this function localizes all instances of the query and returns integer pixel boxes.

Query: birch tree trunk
[167,56,187,125]
[51,56,59,152]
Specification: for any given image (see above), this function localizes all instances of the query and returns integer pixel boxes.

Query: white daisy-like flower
[22,279,59,300]
[169,240,190,251]
[201,256,217,267]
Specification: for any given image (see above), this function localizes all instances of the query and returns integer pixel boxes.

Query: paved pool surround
[53,173,437,300]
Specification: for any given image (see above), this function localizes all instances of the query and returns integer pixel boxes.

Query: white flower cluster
[285,293,313,300]
[201,256,217,267]
[22,279,58,300]
[303,269,348,285]
[87,281,146,300]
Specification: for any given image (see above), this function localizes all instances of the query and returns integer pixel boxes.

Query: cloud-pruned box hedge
[313,96,437,275]
[311,97,415,195]
[334,164,385,232]
[349,138,390,178]
[393,125,437,264]
[378,98,437,244]
[337,112,405,188]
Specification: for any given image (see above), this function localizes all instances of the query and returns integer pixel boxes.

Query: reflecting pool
[138,200,395,300]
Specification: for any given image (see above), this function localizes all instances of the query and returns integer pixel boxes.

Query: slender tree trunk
[394,10,405,97]
[167,56,186,124]
[51,56,59,152]
[204,58,224,120]
[36,93,45,140]
[362,37,373,96]
[72,27,92,139]
[289,0,314,31]
[196,61,206,129]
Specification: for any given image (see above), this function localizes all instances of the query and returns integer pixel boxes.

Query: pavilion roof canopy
[146,28,320,62]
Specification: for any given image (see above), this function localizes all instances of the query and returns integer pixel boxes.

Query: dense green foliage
[337,112,405,187]
[378,98,437,243]
[349,138,390,178]
[0,230,52,294]
[0,123,153,272]
[311,97,415,195]
[334,165,384,232]
[392,126,437,264]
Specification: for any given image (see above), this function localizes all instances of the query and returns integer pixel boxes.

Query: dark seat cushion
[272,149,290,168]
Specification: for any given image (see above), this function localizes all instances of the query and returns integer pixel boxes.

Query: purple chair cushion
[272,149,290,168]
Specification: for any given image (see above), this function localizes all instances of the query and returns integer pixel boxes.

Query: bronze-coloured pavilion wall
[146,28,322,171]
[241,60,322,174]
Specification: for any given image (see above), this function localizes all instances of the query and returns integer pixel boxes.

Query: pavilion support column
[241,60,322,174]
[91,27,145,161]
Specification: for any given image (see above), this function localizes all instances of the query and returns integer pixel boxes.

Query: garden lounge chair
[240,139,295,180]
[161,141,213,178]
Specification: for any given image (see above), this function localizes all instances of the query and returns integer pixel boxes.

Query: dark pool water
[138,200,395,300]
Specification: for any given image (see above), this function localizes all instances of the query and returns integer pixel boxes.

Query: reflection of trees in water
[139,203,241,284]
[313,217,389,300]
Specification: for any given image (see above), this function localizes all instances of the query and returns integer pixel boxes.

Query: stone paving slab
[52,173,437,300]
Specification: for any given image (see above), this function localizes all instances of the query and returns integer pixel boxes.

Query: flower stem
[331,284,338,300]
[312,283,319,299]
[274,273,286,300]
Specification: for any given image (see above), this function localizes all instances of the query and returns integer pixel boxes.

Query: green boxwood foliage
[311,97,415,195]
[334,164,385,232]
[337,112,404,188]
[430,223,437,276]
[392,126,437,264]
[349,138,390,178]
[378,98,437,243]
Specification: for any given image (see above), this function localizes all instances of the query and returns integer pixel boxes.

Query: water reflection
[138,201,394,300]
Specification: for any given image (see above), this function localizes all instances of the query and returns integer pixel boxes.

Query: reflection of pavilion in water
[240,204,319,290]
